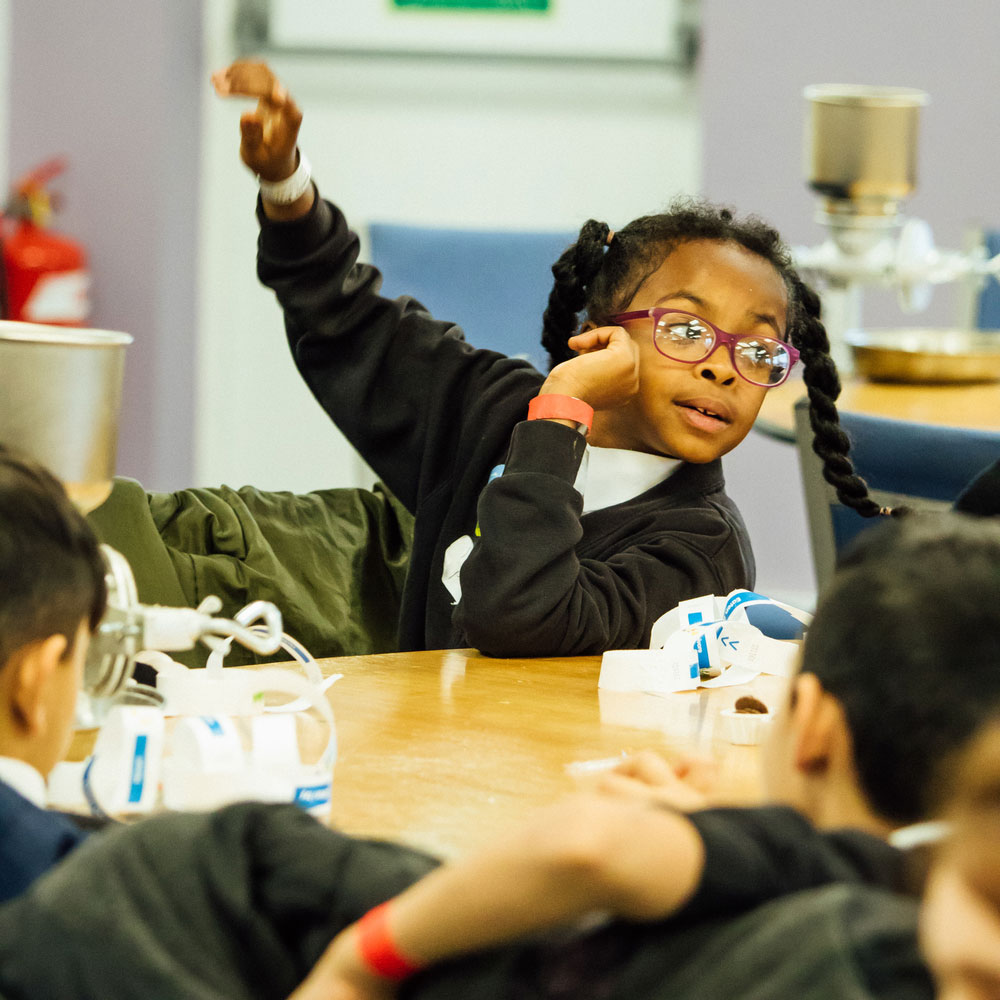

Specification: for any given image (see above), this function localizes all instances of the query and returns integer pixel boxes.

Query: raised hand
[212,60,302,183]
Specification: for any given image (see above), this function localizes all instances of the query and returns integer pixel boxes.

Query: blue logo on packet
[128,735,147,804]
[294,783,332,810]
[742,605,807,640]
[724,590,808,640]
[695,635,710,670]
[724,590,764,617]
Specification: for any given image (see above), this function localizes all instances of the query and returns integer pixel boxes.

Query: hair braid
[541,219,610,367]
[789,274,885,518]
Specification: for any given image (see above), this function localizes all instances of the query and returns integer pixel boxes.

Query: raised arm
[213,61,545,513]
[289,793,704,1000]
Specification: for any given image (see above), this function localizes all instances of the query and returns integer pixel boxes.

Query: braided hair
[540,197,888,520]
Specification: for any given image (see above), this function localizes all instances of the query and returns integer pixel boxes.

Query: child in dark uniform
[9,513,1000,999]
[214,61,888,658]
[0,445,105,902]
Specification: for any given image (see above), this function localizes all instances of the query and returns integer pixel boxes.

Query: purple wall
[701,0,1000,601]
[700,1,1000,326]
[9,1,203,489]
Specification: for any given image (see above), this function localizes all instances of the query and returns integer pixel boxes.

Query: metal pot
[845,328,1000,384]
[0,321,132,511]
[804,84,929,217]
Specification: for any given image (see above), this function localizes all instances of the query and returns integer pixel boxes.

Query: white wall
[196,0,701,492]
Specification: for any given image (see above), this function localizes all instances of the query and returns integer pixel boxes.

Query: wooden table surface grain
[68,648,790,858]
[312,648,789,857]
[756,375,1000,441]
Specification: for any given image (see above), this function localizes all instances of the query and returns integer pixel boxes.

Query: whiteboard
[265,0,689,63]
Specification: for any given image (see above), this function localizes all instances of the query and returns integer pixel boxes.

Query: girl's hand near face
[541,326,641,411]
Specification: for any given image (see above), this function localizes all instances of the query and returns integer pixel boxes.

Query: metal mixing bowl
[845,328,1000,384]
[0,321,132,510]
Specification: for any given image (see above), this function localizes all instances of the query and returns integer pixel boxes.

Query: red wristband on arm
[355,902,424,981]
[527,393,594,435]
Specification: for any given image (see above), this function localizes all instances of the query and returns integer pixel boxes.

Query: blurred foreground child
[920,715,1000,999]
[4,514,1000,998]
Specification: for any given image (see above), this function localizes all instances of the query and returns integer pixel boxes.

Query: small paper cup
[719,708,772,746]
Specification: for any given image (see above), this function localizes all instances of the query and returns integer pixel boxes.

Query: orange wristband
[526,394,594,435]
[355,902,423,981]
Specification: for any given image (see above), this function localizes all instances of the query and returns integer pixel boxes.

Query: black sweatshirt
[0,803,931,1000]
[257,195,755,655]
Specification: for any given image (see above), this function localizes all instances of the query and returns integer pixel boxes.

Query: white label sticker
[442,533,474,603]
[22,269,91,323]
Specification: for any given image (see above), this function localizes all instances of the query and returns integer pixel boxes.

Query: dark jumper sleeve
[0,804,440,999]
[681,805,909,920]
[0,804,925,1000]
[257,194,537,513]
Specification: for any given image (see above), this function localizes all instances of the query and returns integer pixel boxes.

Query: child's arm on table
[289,792,704,1000]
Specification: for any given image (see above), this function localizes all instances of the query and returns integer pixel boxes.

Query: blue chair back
[794,397,1000,588]
[977,229,1000,330]
[368,222,577,372]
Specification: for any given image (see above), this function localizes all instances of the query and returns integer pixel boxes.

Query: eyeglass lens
[654,315,791,386]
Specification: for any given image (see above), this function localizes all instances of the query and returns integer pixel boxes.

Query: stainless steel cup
[804,84,929,216]
[0,321,132,511]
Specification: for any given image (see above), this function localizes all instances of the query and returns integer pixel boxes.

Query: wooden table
[68,649,789,858]
[756,375,1000,441]
[303,648,788,857]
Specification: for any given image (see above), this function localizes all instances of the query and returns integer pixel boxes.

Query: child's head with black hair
[0,444,106,776]
[542,198,886,519]
[770,512,1000,830]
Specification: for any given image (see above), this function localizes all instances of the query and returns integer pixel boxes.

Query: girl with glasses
[213,61,887,658]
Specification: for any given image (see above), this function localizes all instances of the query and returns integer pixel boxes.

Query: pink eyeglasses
[609,308,800,388]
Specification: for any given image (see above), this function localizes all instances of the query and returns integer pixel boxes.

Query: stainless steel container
[804,84,929,217]
[0,321,132,511]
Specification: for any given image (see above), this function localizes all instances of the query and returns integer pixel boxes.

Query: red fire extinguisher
[0,158,90,326]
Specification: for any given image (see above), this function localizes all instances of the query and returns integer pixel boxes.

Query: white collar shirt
[0,756,47,808]
[575,444,681,515]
